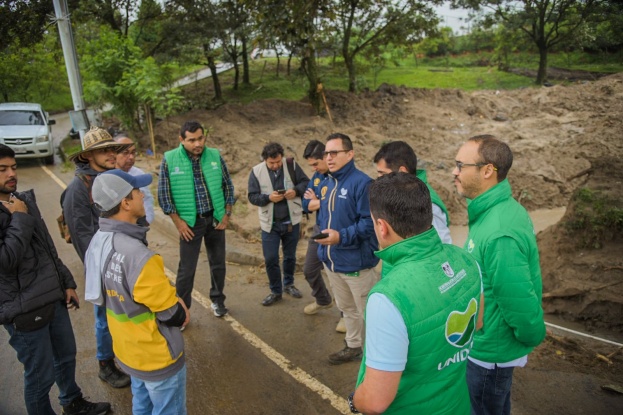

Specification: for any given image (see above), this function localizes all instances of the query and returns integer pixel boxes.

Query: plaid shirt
[158,150,235,215]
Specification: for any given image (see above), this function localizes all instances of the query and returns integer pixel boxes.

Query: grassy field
[37,50,622,112]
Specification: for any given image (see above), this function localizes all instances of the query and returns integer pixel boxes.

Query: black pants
[303,224,332,305]
[176,214,226,308]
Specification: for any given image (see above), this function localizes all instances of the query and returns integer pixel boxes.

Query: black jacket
[0,190,76,324]
[62,162,100,262]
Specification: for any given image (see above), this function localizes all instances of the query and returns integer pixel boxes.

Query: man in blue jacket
[315,133,380,365]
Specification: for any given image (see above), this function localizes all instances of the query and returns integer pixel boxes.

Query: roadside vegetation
[1,0,622,128]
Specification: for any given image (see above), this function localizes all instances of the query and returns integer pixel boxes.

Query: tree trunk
[242,37,250,85]
[345,56,357,93]
[287,53,293,77]
[536,42,548,85]
[305,49,322,114]
[207,56,222,101]
[275,54,281,77]
[233,61,240,91]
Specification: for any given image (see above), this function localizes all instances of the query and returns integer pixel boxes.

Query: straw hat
[69,126,131,163]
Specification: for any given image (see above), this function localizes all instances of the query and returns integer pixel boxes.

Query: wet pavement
[0,159,355,415]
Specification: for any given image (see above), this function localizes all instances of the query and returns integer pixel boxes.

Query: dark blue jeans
[467,359,514,415]
[4,301,82,414]
[177,214,227,309]
[261,222,300,294]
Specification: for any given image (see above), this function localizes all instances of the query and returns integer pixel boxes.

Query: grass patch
[564,187,623,249]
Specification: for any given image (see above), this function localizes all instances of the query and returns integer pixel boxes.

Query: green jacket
[164,145,226,227]
[464,179,545,363]
[357,228,482,415]
[416,169,450,225]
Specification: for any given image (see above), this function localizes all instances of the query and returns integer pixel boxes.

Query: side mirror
[49,119,56,125]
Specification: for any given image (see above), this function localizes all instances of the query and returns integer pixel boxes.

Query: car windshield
[0,110,45,126]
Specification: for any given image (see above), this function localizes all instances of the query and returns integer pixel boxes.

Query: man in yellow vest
[158,121,234,319]
[248,142,310,306]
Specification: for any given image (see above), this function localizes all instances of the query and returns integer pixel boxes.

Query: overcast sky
[434,3,471,34]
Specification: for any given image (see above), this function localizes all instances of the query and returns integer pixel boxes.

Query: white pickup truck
[0,102,56,165]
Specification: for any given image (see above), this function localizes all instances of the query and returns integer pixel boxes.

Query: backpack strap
[286,157,297,186]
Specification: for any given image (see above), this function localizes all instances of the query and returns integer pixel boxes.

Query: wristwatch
[347,392,360,414]
[225,210,232,217]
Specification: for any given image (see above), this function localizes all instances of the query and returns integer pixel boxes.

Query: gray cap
[93,169,153,211]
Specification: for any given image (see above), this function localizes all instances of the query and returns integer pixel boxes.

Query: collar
[467,179,513,224]
[98,217,149,246]
[375,227,443,268]
[329,159,356,180]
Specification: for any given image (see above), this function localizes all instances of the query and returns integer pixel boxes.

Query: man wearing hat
[63,126,132,388]
[86,169,189,414]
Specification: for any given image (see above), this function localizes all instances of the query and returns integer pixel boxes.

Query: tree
[334,0,439,92]
[251,0,333,113]
[455,0,606,84]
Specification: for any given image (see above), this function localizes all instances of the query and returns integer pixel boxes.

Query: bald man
[114,135,155,225]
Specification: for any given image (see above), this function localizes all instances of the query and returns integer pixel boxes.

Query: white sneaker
[335,317,346,333]
[303,301,333,315]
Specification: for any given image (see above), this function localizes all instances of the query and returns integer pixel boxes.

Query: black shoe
[328,346,363,365]
[211,302,228,317]
[284,285,303,298]
[98,359,130,388]
[62,396,111,415]
[262,293,282,306]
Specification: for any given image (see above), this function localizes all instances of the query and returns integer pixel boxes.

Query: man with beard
[453,135,545,415]
[63,126,132,388]
[1,144,111,415]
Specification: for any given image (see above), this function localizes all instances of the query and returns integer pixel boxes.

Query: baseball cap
[92,169,153,211]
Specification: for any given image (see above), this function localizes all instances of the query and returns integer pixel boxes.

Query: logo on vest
[441,261,454,278]
[321,186,328,199]
[338,188,348,199]
[438,298,478,370]
[467,239,475,253]
[314,177,321,186]
[211,161,218,169]
[171,166,185,175]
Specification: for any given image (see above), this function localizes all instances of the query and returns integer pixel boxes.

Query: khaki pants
[324,267,380,348]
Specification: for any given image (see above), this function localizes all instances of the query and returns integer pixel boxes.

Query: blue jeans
[4,301,82,414]
[131,365,187,415]
[94,304,114,361]
[261,222,300,294]
[177,215,227,309]
[466,359,514,415]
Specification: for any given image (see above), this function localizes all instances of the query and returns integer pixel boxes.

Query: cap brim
[132,173,153,188]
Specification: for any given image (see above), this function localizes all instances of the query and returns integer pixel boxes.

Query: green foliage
[0,28,72,111]
[81,26,183,129]
[564,188,623,249]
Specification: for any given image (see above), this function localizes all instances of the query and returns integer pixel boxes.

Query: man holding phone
[248,142,310,306]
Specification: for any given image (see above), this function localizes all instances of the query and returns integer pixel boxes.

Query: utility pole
[53,0,88,146]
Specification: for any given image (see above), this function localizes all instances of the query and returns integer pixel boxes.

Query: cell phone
[277,189,286,194]
[311,232,329,240]
[68,297,80,309]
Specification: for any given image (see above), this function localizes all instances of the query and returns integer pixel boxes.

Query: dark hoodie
[62,162,101,262]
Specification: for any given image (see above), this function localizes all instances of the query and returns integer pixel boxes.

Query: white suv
[0,102,56,165]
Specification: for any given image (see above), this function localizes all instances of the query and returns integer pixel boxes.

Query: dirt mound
[143,72,623,327]
[539,156,623,333]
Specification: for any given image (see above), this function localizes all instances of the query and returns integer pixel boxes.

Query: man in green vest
[158,121,235,319]
[454,135,545,415]
[373,140,452,244]
[349,173,482,414]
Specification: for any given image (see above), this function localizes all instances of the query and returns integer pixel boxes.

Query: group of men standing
[245,132,545,414]
[0,118,545,415]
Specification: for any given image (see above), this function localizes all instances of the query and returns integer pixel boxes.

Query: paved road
[0,160,355,414]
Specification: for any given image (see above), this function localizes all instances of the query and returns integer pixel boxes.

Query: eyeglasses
[323,149,349,158]
[455,161,497,172]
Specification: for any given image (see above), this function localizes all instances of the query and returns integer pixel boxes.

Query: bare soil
[134,72,623,412]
